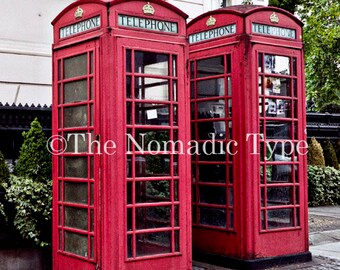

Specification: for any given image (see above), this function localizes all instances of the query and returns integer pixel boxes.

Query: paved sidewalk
[193,206,340,270]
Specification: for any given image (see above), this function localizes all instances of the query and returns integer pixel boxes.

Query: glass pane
[64,182,88,204]
[258,53,263,72]
[90,52,94,74]
[127,208,132,231]
[292,58,297,76]
[265,99,292,118]
[65,207,88,230]
[90,183,94,205]
[126,102,132,125]
[64,80,87,103]
[227,77,232,96]
[198,142,226,162]
[58,60,62,80]
[174,180,178,201]
[90,78,94,100]
[65,132,88,153]
[64,105,88,128]
[64,54,87,79]
[264,55,290,75]
[136,180,170,203]
[229,188,234,206]
[199,207,226,228]
[136,232,171,257]
[197,78,225,98]
[135,155,170,177]
[174,205,179,226]
[228,165,233,184]
[64,157,88,178]
[135,77,169,101]
[173,80,177,101]
[199,164,226,183]
[127,235,133,258]
[65,231,88,257]
[90,210,94,232]
[126,49,131,73]
[229,211,234,229]
[269,165,293,182]
[266,121,291,139]
[197,121,225,140]
[267,187,293,206]
[190,61,194,80]
[226,54,231,74]
[197,56,224,78]
[174,230,180,252]
[127,182,132,205]
[197,100,225,119]
[136,206,171,229]
[58,84,62,104]
[268,209,294,229]
[135,103,169,126]
[126,76,132,98]
[172,55,177,77]
[135,51,169,76]
[127,156,132,177]
[90,236,94,259]
[58,181,62,201]
[199,186,226,205]
[132,129,171,152]
[265,77,291,97]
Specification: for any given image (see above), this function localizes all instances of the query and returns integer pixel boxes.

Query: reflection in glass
[199,207,226,227]
[270,164,293,182]
[136,232,171,257]
[268,208,293,229]
[126,76,132,98]
[135,155,170,176]
[197,78,224,98]
[65,231,88,257]
[136,206,171,229]
[135,51,169,76]
[135,103,169,126]
[197,56,224,78]
[133,129,170,152]
[134,77,169,101]
[64,182,88,204]
[197,100,225,119]
[267,187,293,206]
[199,186,226,205]
[197,121,225,140]
[64,53,87,79]
[64,80,87,104]
[64,106,88,127]
[136,180,170,203]
[264,55,290,75]
[266,121,291,139]
[64,157,88,178]
[198,164,226,183]
[126,49,131,73]
[65,207,88,230]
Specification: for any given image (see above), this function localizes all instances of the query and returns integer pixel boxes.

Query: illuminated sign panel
[60,16,101,39]
[188,24,236,44]
[252,23,296,39]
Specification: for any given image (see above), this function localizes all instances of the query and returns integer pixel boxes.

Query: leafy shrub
[319,102,340,113]
[1,175,52,247]
[14,118,51,182]
[335,139,340,163]
[0,151,9,188]
[308,165,340,206]
[323,140,339,170]
[307,137,325,167]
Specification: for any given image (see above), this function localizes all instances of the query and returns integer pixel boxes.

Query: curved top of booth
[187,5,302,27]
[52,0,188,45]
[187,5,303,46]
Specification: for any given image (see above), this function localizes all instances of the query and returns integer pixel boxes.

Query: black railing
[306,113,340,141]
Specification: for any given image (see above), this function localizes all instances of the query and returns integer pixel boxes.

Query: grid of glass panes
[258,52,300,231]
[57,51,96,260]
[190,55,234,230]
[125,49,180,259]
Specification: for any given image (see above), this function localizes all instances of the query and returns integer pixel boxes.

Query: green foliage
[308,165,340,206]
[335,140,340,163]
[323,140,339,170]
[297,0,340,109]
[14,118,51,182]
[1,175,52,247]
[319,102,340,114]
[268,0,300,14]
[307,137,325,167]
[0,151,10,187]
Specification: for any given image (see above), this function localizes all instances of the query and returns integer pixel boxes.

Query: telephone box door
[52,40,100,270]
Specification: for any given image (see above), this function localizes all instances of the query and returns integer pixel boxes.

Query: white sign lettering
[60,16,101,39]
[118,14,178,34]
[188,24,236,44]
[252,23,296,39]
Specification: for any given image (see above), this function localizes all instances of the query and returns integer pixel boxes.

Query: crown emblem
[74,6,84,20]
[270,12,279,24]
[143,2,155,15]
[206,16,217,27]
[242,0,253,5]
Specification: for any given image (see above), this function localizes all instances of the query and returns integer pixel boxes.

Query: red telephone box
[188,5,311,269]
[52,1,191,269]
